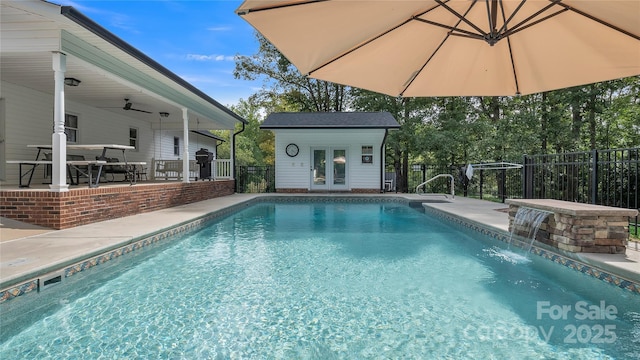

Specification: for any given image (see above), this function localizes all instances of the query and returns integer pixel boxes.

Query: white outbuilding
[261,112,400,193]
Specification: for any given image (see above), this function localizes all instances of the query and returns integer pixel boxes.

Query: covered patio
[0,0,246,228]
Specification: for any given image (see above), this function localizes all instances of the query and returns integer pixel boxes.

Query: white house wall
[151,130,219,160]
[273,129,385,190]
[1,80,155,185]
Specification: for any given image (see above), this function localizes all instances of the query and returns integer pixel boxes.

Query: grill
[195,148,213,180]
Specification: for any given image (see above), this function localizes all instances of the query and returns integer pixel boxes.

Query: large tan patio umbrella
[236,0,640,97]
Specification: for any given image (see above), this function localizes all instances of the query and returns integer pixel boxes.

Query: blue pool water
[1,202,639,359]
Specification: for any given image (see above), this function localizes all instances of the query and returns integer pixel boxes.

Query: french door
[311,147,347,191]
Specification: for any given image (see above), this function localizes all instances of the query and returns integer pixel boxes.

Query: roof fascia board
[60,30,239,129]
[261,126,400,129]
[59,6,246,125]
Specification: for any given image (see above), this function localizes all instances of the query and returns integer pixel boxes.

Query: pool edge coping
[1,195,638,304]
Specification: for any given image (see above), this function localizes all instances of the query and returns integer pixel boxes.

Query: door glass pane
[333,149,346,185]
[313,149,326,185]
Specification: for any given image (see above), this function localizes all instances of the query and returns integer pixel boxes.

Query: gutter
[232,123,246,192]
[380,129,389,193]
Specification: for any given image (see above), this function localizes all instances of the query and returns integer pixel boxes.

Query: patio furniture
[385,172,396,192]
[97,156,146,185]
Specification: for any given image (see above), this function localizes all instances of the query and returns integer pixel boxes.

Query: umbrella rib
[550,0,640,41]
[401,5,475,96]
[414,0,485,40]
[236,0,326,15]
[501,3,521,95]
[496,0,528,37]
[307,17,415,77]
[435,0,488,37]
[400,29,460,96]
[486,0,498,39]
[400,34,451,97]
[500,2,567,39]
[413,18,485,41]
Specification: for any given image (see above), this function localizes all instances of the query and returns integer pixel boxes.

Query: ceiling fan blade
[130,108,152,114]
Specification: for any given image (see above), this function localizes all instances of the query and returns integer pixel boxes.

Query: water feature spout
[508,207,553,253]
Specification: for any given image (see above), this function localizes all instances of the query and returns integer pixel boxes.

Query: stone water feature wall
[506,199,638,254]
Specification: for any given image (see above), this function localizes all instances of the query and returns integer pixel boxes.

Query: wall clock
[285,143,299,157]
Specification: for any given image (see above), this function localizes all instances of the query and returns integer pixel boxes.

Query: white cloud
[186,54,236,62]
[207,26,232,32]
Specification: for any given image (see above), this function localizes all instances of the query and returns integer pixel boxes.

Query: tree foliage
[234,34,352,112]
[233,31,640,183]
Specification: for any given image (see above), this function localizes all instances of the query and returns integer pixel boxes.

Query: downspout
[213,141,222,180]
[380,129,389,193]
[232,122,245,193]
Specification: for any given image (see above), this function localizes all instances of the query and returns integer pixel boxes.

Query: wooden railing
[151,159,232,180]
[214,159,232,179]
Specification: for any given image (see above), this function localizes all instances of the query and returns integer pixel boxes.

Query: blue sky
[56,0,261,107]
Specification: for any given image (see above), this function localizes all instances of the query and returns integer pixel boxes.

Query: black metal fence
[523,149,639,208]
[235,165,275,193]
[408,148,638,236]
[237,148,638,236]
[523,148,639,237]
[407,163,523,202]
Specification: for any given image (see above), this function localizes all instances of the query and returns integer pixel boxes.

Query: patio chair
[385,172,396,192]
[67,154,87,184]
[97,156,128,182]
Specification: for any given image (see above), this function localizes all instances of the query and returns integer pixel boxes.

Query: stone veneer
[506,199,638,254]
[0,180,234,229]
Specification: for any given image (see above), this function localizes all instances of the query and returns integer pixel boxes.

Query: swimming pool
[1,201,639,358]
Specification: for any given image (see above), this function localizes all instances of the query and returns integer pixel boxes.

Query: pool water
[1,202,639,359]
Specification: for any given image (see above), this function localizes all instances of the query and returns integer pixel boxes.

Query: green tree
[234,33,352,112]
[214,97,273,166]
[351,89,436,192]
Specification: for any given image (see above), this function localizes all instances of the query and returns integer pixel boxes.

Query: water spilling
[508,206,553,252]
[483,247,532,264]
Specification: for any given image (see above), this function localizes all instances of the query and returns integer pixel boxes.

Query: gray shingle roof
[261,112,400,129]
[191,130,225,142]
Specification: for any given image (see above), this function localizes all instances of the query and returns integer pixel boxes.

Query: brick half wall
[0,181,234,229]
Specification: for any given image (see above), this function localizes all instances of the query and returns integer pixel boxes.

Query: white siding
[1,80,212,186]
[273,129,386,190]
[152,131,219,161]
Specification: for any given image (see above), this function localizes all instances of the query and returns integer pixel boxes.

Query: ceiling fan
[122,98,152,114]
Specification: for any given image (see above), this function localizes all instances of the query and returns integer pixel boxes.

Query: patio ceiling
[0,0,245,130]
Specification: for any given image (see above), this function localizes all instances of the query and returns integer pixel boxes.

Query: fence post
[522,155,533,199]
[500,168,506,203]
[591,149,598,205]
[479,170,484,199]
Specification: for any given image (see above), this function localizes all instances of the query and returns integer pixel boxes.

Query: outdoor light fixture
[64,77,81,86]
[159,112,170,117]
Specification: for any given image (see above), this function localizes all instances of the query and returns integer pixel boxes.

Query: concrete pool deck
[1,194,638,292]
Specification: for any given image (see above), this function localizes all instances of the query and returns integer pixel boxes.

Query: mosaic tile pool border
[2,196,637,304]
[0,201,248,304]
[422,205,640,295]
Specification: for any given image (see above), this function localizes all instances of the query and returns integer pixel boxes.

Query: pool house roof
[261,112,401,129]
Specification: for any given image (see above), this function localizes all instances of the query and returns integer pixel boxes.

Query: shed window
[362,145,373,164]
